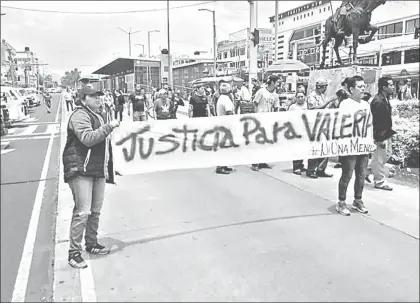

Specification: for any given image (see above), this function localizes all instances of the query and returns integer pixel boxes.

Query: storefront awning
[92,58,135,76]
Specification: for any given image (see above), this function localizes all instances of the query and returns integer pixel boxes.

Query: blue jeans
[68,176,106,255]
[338,155,369,202]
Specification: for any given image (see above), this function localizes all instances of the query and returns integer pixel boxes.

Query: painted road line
[19,125,39,136]
[54,99,98,302]
[11,101,61,302]
[1,135,58,142]
[1,141,10,149]
[12,121,59,127]
[45,124,59,135]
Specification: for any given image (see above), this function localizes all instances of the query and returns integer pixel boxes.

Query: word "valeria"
[115,110,372,162]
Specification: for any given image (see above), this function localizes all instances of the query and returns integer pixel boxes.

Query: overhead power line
[1,1,216,15]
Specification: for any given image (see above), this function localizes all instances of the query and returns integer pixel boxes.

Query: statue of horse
[319,0,386,69]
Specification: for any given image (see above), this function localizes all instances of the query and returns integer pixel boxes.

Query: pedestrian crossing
[1,141,15,155]
[1,123,60,141]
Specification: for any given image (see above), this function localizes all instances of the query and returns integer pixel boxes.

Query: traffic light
[251,29,260,46]
[415,26,419,39]
[314,29,321,45]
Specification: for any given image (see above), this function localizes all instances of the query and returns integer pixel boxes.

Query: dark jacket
[62,104,114,183]
[370,92,396,142]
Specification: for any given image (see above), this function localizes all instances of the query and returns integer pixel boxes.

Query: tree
[61,68,81,87]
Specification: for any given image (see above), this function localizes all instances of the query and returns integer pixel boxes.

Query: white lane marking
[80,255,97,302]
[11,101,61,302]
[7,128,18,135]
[1,135,58,142]
[21,117,38,123]
[1,141,10,149]
[19,125,39,136]
[45,124,58,135]
[1,149,15,155]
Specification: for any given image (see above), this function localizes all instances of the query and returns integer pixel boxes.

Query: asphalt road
[53,105,419,302]
[1,94,62,302]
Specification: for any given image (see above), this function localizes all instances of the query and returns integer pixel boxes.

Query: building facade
[269,0,419,95]
[1,39,17,85]
[15,47,38,87]
[216,27,273,76]
[92,57,161,93]
[172,58,214,91]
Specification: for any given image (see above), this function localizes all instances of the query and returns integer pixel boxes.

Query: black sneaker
[306,172,318,179]
[251,164,260,171]
[68,252,88,269]
[224,167,234,172]
[86,243,110,255]
[352,200,368,214]
[317,171,333,178]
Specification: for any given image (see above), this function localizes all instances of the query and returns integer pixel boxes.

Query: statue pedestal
[308,65,382,100]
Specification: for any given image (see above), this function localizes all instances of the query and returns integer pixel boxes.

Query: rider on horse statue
[335,0,359,35]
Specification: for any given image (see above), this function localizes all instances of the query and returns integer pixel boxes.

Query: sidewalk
[260,161,419,239]
[53,105,419,301]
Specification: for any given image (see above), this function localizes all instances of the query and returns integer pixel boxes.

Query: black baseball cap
[79,86,104,99]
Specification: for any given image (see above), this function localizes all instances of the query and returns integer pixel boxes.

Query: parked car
[19,87,41,107]
[1,85,28,121]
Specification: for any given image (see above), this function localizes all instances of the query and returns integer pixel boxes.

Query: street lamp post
[167,0,173,88]
[135,44,145,57]
[148,30,160,58]
[198,8,217,77]
[118,27,142,57]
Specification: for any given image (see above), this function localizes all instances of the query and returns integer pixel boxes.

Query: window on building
[223,52,228,59]
[240,47,245,56]
[404,48,419,64]
[328,6,330,10]
[293,17,295,21]
[381,51,402,66]
[406,18,420,34]
[311,11,313,15]
[278,45,284,49]
[319,8,321,13]
[378,21,403,39]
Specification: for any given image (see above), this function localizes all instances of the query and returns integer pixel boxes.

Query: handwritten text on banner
[111,108,376,175]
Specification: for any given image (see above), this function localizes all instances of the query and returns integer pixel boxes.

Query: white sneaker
[336,202,351,216]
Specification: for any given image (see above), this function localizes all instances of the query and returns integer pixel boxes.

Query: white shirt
[288,102,307,111]
[307,91,327,109]
[253,87,276,113]
[340,97,371,113]
[61,91,72,101]
[239,86,251,101]
[216,94,234,116]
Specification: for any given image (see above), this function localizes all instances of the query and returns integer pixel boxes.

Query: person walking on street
[306,77,334,178]
[44,91,52,113]
[62,88,74,112]
[128,85,147,122]
[62,86,120,268]
[251,75,280,171]
[336,75,371,216]
[154,89,173,120]
[289,91,308,175]
[114,89,125,121]
[366,76,396,191]
[189,85,211,118]
[171,90,184,119]
[215,82,236,174]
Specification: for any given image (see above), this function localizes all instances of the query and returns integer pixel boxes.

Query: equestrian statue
[319,0,386,69]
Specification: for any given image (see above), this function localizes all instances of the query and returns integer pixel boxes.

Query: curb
[52,101,84,302]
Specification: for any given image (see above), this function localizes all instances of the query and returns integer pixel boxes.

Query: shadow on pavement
[92,212,336,260]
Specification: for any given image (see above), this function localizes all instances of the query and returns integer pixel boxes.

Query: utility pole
[248,1,257,91]
[167,0,173,88]
[199,8,217,77]
[274,1,278,62]
[135,44,145,57]
[148,30,160,58]
[118,27,142,57]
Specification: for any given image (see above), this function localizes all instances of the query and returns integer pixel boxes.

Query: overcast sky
[1,1,312,78]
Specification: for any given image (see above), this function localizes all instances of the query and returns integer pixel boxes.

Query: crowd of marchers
[58,73,398,269]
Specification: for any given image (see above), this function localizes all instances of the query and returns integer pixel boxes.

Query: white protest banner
[111,108,376,175]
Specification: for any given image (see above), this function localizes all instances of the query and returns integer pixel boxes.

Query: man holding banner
[306,77,335,179]
[251,75,280,171]
[337,75,371,216]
